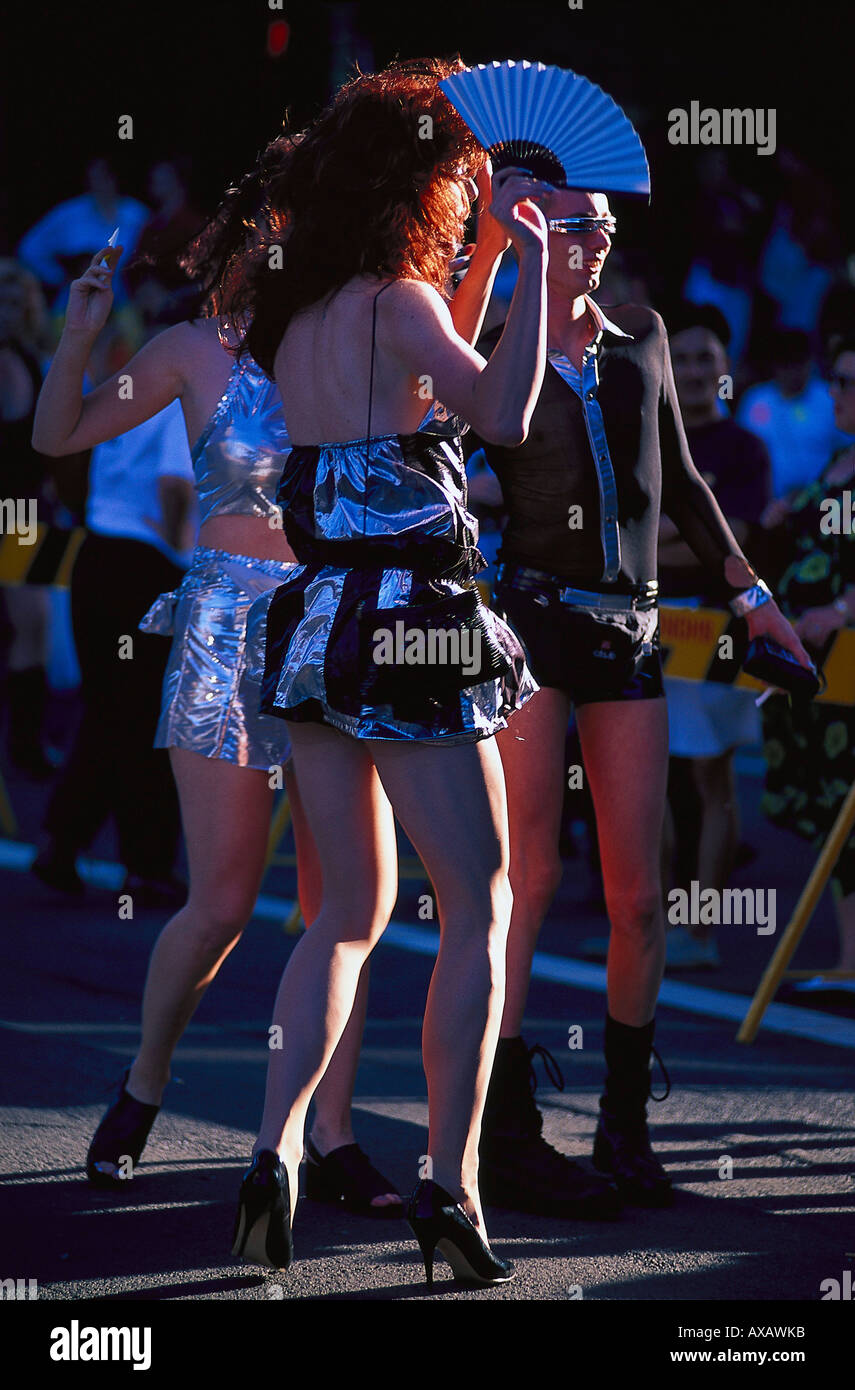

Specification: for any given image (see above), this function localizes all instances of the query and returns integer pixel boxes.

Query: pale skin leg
[689,751,739,944]
[291,763,401,1207]
[497,688,669,1031]
[575,697,670,1025]
[496,688,572,1036]
[122,745,397,1203]
[254,723,512,1237]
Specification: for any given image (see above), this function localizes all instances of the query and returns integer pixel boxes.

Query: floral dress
[761,456,855,897]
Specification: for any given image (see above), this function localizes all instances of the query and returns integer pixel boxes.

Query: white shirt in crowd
[86,401,197,566]
[18,193,149,308]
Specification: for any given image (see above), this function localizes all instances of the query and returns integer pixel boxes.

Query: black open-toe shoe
[86,1068,160,1188]
[304,1136,404,1219]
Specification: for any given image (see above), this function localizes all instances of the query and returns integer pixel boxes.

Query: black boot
[479,1037,621,1219]
[592,1014,673,1207]
[5,667,58,779]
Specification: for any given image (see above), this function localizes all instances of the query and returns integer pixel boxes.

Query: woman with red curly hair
[229,59,553,1286]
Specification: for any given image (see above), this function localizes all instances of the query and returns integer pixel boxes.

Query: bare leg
[253,724,399,1219]
[495,687,572,1036]
[287,762,400,1206]
[576,697,670,1026]
[255,725,511,1238]
[368,735,512,1235]
[127,749,275,1104]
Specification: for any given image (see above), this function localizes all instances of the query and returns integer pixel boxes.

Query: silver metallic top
[193,354,289,526]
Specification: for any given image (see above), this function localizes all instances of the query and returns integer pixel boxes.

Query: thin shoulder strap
[366,279,396,443]
[363,280,396,535]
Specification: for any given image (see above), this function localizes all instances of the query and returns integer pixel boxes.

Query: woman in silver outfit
[32,151,406,1214]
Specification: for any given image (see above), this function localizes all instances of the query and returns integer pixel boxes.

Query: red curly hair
[232,57,485,375]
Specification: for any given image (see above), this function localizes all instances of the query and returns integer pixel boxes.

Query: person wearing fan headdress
[469,175,812,1216]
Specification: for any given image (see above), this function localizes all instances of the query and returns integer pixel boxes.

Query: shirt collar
[585,296,634,341]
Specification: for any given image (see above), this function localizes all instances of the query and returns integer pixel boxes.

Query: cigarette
[754,688,775,707]
[99,228,120,267]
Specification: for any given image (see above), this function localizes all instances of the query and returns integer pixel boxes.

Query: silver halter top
[193,353,290,525]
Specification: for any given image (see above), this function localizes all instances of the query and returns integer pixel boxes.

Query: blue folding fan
[439,60,650,197]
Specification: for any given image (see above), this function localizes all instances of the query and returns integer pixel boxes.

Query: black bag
[742,635,822,701]
[359,584,511,707]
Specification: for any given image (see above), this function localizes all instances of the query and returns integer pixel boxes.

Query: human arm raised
[32,243,186,456]
[382,170,549,447]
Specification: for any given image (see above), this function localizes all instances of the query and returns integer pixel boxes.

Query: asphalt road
[1,729,854,1317]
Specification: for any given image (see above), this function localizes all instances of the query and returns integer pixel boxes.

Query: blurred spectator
[759,151,840,337]
[126,159,204,322]
[682,153,765,364]
[597,247,652,309]
[759,334,855,993]
[737,329,852,497]
[0,260,59,776]
[33,303,195,904]
[17,157,148,314]
[658,304,774,969]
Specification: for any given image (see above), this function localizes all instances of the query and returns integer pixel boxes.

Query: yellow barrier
[0,525,86,588]
[659,604,855,707]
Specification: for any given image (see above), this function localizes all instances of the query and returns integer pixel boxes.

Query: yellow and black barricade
[0,524,87,590]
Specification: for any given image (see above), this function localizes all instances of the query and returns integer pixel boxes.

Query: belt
[496,563,659,612]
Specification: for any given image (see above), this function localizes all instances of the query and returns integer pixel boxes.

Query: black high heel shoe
[231,1150,293,1271]
[407,1179,514,1288]
[86,1069,160,1188]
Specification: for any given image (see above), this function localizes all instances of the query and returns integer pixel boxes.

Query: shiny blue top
[193,354,290,526]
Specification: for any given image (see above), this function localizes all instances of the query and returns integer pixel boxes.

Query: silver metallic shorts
[139,545,298,770]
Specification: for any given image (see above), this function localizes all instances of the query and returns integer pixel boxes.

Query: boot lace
[527,1042,566,1095]
[649,1045,671,1102]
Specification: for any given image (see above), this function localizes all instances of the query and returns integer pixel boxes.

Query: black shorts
[493,574,664,707]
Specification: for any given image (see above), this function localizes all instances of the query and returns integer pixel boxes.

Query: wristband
[729,579,773,618]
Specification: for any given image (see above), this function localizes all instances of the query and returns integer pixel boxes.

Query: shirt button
[586,391,595,401]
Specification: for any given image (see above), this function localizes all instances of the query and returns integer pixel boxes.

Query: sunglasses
[830,372,855,391]
[453,176,479,212]
[547,216,617,236]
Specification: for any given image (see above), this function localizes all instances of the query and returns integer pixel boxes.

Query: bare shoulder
[380,278,450,319]
[376,280,453,352]
[143,319,229,381]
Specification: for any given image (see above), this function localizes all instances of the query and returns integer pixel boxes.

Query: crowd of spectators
[1,141,853,988]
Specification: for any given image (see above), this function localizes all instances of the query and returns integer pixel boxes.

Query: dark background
[2,0,851,298]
